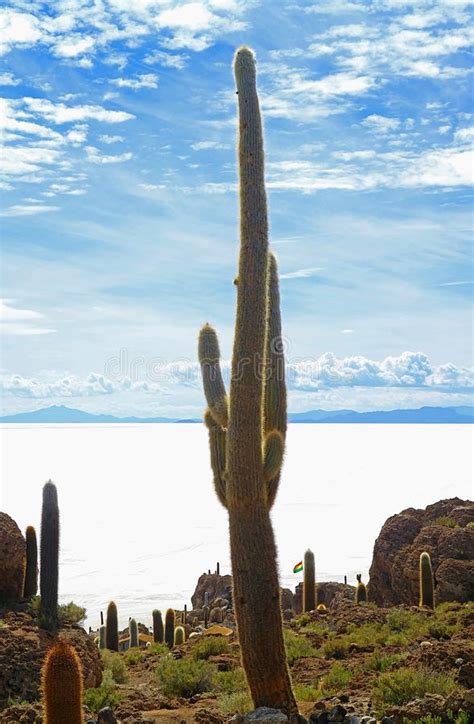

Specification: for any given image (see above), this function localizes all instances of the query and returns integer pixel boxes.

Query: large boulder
[369,498,474,606]
[191,573,233,609]
[0,513,26,603]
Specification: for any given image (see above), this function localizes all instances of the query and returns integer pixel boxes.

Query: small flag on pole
[293,561,303,574]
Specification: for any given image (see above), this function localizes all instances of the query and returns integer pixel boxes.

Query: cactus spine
[197,47,296,715]
[129,618,139,648]
[153,609,164,643]
[105,601,119,651]
[164,608,175,648]
[40,481,59,631]
[41,640,83,724]
[419,551,434,608]
[303,550,316,612]
[23,525,38,599]
[99,625,106,649]
[174,625,185,646]
[355,574,367,604]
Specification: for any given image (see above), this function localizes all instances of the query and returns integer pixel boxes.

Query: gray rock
[309,713,328,724]
[328,706,347,722]
[98,707,117,723]
[343,717,360,724]
[243,708,289,721]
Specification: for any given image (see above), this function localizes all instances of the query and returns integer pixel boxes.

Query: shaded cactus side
[129,618,139,648]
[164,608,175,648]
[41,640,83,724]
[174,626,185,646]
[23,525,38,599]
[153,609,164,643]
[105,601,119,652]
[40,481,59,631]
[203,605,209,629]
[355,574,367,604]
[419,551,434,609]
[303,549,316,612]
[99,625,106,650]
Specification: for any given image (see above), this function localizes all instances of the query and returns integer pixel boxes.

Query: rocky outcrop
[369,498,474,606]
[191,573,233,610]
[0,513,26,603]
[0,610,102,706]
[294,582,355,614]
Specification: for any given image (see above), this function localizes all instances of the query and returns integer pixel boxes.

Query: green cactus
[99,625,106,650]
[129,618,139,648]
[40,481,59,631]
[174,625,185,646]
[355,574,367,604]
[105,601,119,651]
[23,525,38,599]
[153,609,164,643]
[303,550,316,612]
[203,604,209,629]
[164,608,175,649]
[419,551,434,609]
[197,47,296,715]
[183,604,187,625]
[41,640,83,724]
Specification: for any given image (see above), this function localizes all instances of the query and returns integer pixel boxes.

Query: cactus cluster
[41,640,83,724]
[197,47,296,715]
[40,481,60,631]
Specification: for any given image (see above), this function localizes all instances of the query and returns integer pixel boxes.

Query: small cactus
[164,608,175,648]
[98,625,106,649]
[40,481,60,631]
[23,525,38,599]
[105,601,119,651]
[41,640,83,724]
[303,549,316,612]
[355,574,367,604]
[129,618,139,648]
[174,625,185,646]
[203,605,209,629]
[419,551,434,609]
[153,609,164,643]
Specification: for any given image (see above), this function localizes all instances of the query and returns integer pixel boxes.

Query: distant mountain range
[1,404,473,424]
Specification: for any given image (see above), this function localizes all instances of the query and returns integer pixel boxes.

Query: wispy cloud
[0,299,56,335]
[0,204,60,217]
[110,74,158,90]
[280,267,326,279]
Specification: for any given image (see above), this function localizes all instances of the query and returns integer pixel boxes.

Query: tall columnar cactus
[153,609,164,644]
[355,574,367,604]
[40,481,59,631]
[203,605,209,629]
[105,601,119,651]
[419,551,434,609]
[303,550,316,613]
[183,604,187,625]
[41,640,83,724]
[23,525,38,599]
[129,618,139,648]
[197,47,297,715]
[174,626,185,646]
[99,625,106,650]
[164,608,175,649]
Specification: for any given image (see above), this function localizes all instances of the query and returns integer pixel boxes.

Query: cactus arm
[225,47,297,716]
[204,409,227,507]
[199,324,228,427]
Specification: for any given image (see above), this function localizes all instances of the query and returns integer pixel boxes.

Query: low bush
[156,657,215,697]
[284,630,318,665]
[84,670,122,713]
[191,636,230,660]
[320,662,353,694]
[218,691,253,716]
[294,684,322,702]
[371,667,460,716]
[123,648,143,665]
[213,668,248,694]
[101,650,128,684]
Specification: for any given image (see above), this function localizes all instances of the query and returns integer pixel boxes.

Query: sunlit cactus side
[23,525,38,599]
[355,574,367,604]
[41,640,83,724]
[164,608,175,648]
[419,551,434,609]
[129,618,139,648]
[174,626,185,646]
[303,550,316,612]
[40,481,59,631]
[153,609,164,643]
[105,601,119,651]
[197,47,297,715]
[99,625,106,650]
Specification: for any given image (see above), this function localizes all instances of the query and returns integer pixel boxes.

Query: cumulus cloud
[22,97,135,124]
[85,146,132,164]
[361,114,401,134]
[143,50,189,69]
[110,73,158,90]
[0,71,21,86]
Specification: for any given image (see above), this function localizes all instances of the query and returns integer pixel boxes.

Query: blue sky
[1,0,473,417]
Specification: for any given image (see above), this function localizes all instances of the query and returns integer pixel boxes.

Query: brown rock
[369,498,474,606]
[191,573,233,610]
[0,512,26,603]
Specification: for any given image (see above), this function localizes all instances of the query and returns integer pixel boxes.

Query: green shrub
[294,684,322,702]
[371,667,460,716]
[101,651,128,684]
[156,658,215,697]
[123,648,143,665]
[147,642,169,655]
[30,597,86,626]
[218,691,253,716]
[296,613,312,628]
[432,517,458,528]
[84,670,122,713]
[320,663,352,694]
[321,637,349,660]
[191,636,230,660]
[214,668,248,694]
[284,630,318,665]
[427,620,459,640]
[362,651,408,672]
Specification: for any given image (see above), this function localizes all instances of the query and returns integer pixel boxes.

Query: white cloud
[22,97,135,124]
[143,50,189,69]
[0,9,43,56]
[361,114,401,133]
[280,267,325,279]
[99,134,124,144]
[110,73,158,90]
[0,299,56,335]
[0,71,21,86]
[0,204,60,217]
[85,146,132,164]
[190,140,229,150]
[54,35,96,59]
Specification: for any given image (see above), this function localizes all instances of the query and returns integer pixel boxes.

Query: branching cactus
[41,640,83,724]
[303,550,316,612]
[153,609,164,643]
[419,551,435,609]
[197,47,297,715]
[174,626,185,646]
[164,608,175,649]
[129,618,139,648]
[40,481,59,631]
[106,601,119,651]
[23,525,38,599]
